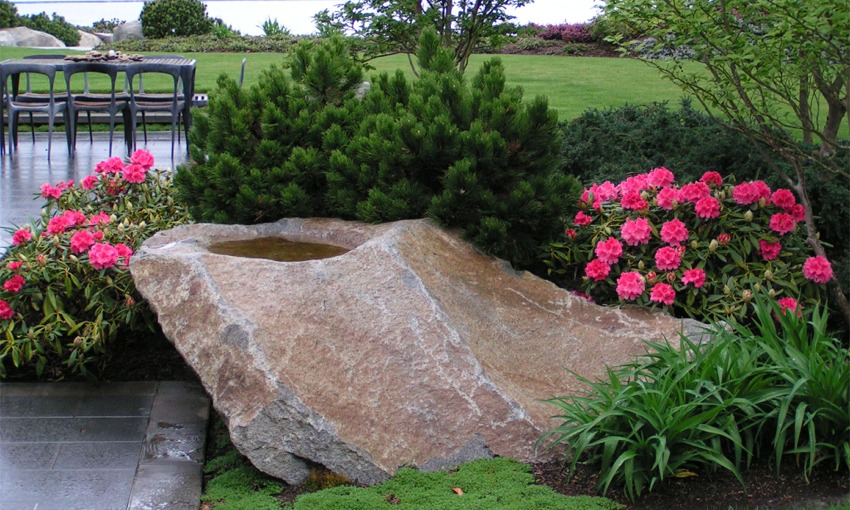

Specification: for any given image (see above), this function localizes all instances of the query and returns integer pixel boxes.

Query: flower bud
[69,254,78,263]
[638,260,645,270]
[769,288,776,298]
[723,285,731,295]
[754,282,761,292]
[742,290,753,302]
[744,210,753,222]
[646,271,657,282]
[690,240,699,250]
[709,239,719,252]
[126,201,133,210]
[73,337,83,346]
[667,272,676,283]
[764,269,773,281]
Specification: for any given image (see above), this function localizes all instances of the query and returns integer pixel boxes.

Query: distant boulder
[0,27,65,47]
[113,20,143,42]
[76,30,102,49]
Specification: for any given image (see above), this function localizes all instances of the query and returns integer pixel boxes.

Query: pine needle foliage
[176,30,579,267]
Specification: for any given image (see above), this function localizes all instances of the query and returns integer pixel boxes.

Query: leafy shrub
[0,151,191,379]
[541,297,850,500]
[546,167,832,323]
[89,17,124,32]
[0,0,17,28]
[18,12,80,46]
[112,33,299,54]
[293,458,624,509]
[177,31,579,267]
[211,19,240,39]
[538,23,595,44]
[140,0,214,39]
[260,17,290,37]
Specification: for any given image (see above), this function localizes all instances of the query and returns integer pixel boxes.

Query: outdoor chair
[64,62,132,157]
[17,55,69,143]
[125,62,188,160]
[1,62,71,160]
[133,55,186,144]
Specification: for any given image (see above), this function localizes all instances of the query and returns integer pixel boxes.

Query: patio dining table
[0,55,197,153]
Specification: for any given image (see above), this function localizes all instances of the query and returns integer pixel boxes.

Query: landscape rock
[76,30,102,49]
[0,27,65,47]
[113,20,143,42]
[132,218,695,485]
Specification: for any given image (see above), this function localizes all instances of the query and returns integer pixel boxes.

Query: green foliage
[541,297,850,500]
[18,12,80,46]
[90,17,124,32]
[0,0,17,28]
[315,0,530,72]
[560,100,776,186]
[293,458,624,510]
[212,19,240,40]
[113,33,299,53]
[260,17,290,38]
[178,31,579,267]
[140,0,214,39]
[0,153,191,379]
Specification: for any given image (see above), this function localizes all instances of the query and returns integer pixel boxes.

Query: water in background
[12,0,597,38]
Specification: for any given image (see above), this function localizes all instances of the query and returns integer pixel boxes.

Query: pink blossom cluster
[568,167,831,310]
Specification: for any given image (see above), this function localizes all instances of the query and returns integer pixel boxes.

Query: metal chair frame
[125,62,187,160]
[64,62,132,157]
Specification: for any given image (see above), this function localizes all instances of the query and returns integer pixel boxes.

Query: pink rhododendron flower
[718,233,731,245]
[758,240,781,261]
[40,183,62,200]
[595,237,623,265]
[802,256,833,284]
[621,217,652,246]
[0,300,13,320]
[681,268,706,288]
[700,171,723,186]
[752,180,772,200]
[70,231,96,254]
[679,182,710,203]
[618,174,650,195]
[122,164,147,184]
[592,181,618,202]
[771,189,796,210]
[565,228,577,239]
[88,212,110,226]
[655,246,682,271]
[650,282,676,306]
[81,174,99,190]
[46,216,69,235]
[62,210,87,226]
[616,271,645,300]
[89,242,119,270]
[130,149,155,170]
[95,157,125,174]
[656,187,680,210]
[732,182,759,205]
[621,191,649,211]
[646,271,657,282]
[12,229,32,245]
[3,275,25,293]
[695,196,721,219]
[574,211,593,226]
[7,261,22,271]
[647,167,675,188]
[777,297,801,317]
[93,231,104,241]
[769,213,796,235]
[660,219,689,245]
[788,204,806,223]
[55,180,73,190]
[114,243,134,268]
[585,259,610,282]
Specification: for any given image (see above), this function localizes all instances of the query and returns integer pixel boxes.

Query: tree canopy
[315,0,531,73]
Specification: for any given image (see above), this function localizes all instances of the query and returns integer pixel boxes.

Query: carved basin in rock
[131,218,697,485]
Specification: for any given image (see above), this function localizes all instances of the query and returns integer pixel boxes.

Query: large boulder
[76,30,102,49]
[131,218,701,485]
[113,20,143,42]
[0,27,65,47]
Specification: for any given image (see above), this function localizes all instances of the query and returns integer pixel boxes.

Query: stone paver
[0,381,209,510]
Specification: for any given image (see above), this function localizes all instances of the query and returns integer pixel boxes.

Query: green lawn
[3,48,689,122]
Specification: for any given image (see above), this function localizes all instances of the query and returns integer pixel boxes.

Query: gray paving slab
[0,381,209,510]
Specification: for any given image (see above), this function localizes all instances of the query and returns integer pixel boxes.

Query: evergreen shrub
[0,0,17,28]
[177,30,580,266]
[113,32,298,54]
[18,12,80,46]
[140,0,214,39]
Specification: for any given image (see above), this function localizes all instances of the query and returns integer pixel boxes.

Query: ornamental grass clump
[0,151,190,379]
[545,167,833,322]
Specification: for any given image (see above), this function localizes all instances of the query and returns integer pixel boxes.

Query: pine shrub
[140,0,214,39]
[0,0,17,28]
[177,30,580,267]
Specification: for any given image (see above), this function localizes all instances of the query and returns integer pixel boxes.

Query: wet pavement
[0,133,206,509]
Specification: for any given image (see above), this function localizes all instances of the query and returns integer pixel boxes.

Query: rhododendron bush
[0,151,190,378]
[546,167,833,322]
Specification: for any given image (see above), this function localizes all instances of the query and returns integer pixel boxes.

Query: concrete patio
[0,131,207,509]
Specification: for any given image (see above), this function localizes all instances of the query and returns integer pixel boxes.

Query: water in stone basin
[208,236,350,262]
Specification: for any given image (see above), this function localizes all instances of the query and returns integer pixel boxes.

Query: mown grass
[3,47,689,122]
